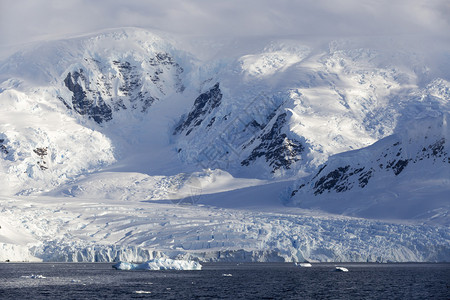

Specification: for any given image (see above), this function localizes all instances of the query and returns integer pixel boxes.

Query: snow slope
[291,112,450,224]
[0,86,115,195]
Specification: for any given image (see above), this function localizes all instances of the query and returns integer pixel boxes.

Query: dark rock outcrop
[293,135,448,196]
[174,83,222,136]
[60,52,184,123]
[0,138,8,155]
[33,147,49,170]
[241,113,304,172]
[64,70,113,124]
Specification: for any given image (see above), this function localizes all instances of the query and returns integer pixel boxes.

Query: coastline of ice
[112,258,202,271]
[0,192,449,263]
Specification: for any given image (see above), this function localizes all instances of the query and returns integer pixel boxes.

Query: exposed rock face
[174,83,222,136]
[0,139,8,155]
[33,147,49,170]
[149,52,185,94]
[60,52,185,124]
[64,70,113,124]
[241,113,305,172]
[303,165,375,196]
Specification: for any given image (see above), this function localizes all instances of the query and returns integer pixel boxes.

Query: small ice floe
[222,273,233,277]
[335,266,349,272]
[113,258,202,271]
[135,291,151,294]
[21,274,46,279]
[295,262,312,268]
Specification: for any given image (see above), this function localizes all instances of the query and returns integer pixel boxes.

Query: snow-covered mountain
[0,28,449,262]
[172,41,418,178]
[0,28,192,195]
[291,113,450,224]
[1,29,443,188]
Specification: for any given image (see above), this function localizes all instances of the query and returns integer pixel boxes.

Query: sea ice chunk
[112,258,202,270]
[21,274,47,279]
[295,262,312,267]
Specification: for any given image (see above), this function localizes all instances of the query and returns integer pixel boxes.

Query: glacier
[0,28,449,263]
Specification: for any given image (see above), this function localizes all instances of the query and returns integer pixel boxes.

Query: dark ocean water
[0,262,448,299]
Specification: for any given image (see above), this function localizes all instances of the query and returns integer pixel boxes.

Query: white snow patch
[240,49,308,78]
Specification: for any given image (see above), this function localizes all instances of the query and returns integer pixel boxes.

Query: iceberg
[112,258,202,271]
[21,274,47,279]
[295,262,312,267]
[335,266,349,272]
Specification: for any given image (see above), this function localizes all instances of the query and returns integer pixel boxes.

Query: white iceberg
[335,266,349,272]
[295,262,312,267]
[112,258,202,271]
[21,274,47,279]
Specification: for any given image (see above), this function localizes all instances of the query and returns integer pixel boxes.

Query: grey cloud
[0,0,449,53]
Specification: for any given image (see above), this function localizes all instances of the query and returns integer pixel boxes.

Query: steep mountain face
[290,113,450,223]
[60,51,184,124]
[173,82,306,175]
[174,83,222,136]
[240,112,305,173]
[0,29,186,122]
[0,29,189,194]
[62,69,113,123]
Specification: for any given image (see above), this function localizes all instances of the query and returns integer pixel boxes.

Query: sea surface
[0,262,448,299]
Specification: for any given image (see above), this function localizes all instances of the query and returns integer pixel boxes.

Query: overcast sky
[0,0,449,51]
